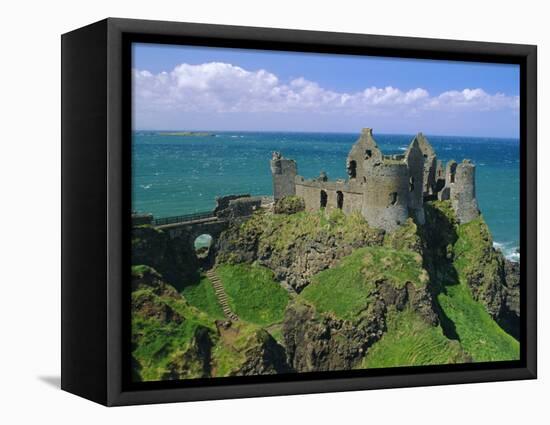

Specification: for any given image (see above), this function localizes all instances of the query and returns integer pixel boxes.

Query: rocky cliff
[131,198,520,380]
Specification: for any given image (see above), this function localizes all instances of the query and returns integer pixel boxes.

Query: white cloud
[133,62,519,116]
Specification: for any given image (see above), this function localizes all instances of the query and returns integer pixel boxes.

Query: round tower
[362,161,409,232]
[451,160,480,223]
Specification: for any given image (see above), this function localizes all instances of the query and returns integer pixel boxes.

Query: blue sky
[132,43,520,137]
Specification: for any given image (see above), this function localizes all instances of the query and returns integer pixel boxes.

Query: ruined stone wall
[451,160,480,223]
[404,139,425,224]
[271,155,297,201]
[362,162,409,232]
[295,177,363,215]
[216,196,262,220]
[416,133,437,196]
[438,160,457,201]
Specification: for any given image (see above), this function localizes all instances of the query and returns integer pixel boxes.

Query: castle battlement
[271,128,480,232]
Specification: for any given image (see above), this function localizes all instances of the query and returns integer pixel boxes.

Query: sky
[132,43,520,138]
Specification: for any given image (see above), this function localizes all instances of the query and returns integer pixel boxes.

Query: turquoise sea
[132,131,520,261]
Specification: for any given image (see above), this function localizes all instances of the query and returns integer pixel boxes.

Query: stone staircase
[206,269,239,321]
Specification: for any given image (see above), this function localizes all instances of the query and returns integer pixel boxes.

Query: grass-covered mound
[181,275,225,320]
[216,264,290,326]
[361,309,469,368]
[300,245,428,321]
[299,248,374,321]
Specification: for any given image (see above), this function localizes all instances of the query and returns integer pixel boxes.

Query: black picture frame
[61,17,537,406]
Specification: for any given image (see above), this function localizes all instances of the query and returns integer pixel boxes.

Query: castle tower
[450,159,480,223]
[346,128,383,183]
[270,152,297,201]
[415,132,437,197]
[362,161,409,233]
[404,137,425,225]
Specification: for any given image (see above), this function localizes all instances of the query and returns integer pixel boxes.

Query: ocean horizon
[132,130,520,261]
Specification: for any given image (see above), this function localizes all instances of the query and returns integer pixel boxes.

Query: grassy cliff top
[300,245,428,321]
[217,264,290,326]
[240,208,383,253]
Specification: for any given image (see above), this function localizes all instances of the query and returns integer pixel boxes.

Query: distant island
[158,131,216,137]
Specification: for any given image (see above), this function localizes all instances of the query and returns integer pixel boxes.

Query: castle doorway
[320,190,328,208]
[337,191,344,209]
[193,234,213,259]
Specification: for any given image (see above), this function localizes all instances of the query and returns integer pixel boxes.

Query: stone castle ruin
[270,128,480,232]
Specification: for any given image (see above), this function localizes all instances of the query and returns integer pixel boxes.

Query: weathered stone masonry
[271,127,480,232]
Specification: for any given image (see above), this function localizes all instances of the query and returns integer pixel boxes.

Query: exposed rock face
[216,210,384,292]
[503,260,520,317]
[213,321,292,377]
[231,330,291,376]
[283,280,438,373]
[163,327,213,380]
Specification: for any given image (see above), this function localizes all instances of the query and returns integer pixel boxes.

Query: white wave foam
[140,184,152,190]
[493,241,520,262]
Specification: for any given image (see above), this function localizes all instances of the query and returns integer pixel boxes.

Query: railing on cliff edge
[152,211,215,226]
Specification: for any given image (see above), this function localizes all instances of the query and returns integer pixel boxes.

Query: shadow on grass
[419,203,461,341]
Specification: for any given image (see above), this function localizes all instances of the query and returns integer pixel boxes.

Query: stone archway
[193,233,213,259]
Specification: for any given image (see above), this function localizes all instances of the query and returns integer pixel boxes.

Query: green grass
[300,248,375,321]
[437,277,519,362]
[216,264,290,326]
[181,275,225,320]
[361,309,468,368]
[301,246,428,321]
